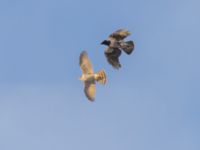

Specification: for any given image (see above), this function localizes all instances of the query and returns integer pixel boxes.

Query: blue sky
[0,0,200,150]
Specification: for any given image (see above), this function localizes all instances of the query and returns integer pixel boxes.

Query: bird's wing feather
[109,29,131,40]
[105,48,122,69]
[84,81,96,101]
[79,51,94,74]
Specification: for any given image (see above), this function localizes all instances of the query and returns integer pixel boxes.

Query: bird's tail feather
[95,70,106,85]
[121,41,134,55]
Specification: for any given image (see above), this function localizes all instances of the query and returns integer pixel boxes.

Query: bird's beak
[101,40,106,45]
[79,77,83,81]
[101,40,110,46]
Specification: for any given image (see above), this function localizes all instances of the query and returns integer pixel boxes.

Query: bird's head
[101,40,110,46]
[79,75,85,81]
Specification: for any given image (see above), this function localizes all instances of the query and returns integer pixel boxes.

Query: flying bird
[79,51,106,101]
[101,29,135,69]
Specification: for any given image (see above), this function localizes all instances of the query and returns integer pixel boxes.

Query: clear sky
[0,0,200,150]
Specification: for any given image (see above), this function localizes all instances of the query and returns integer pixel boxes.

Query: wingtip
[80,50,87,55]
[88,98,95,102]
[113,66,121,70]
[118,28,131,34]
[79,50,88,66]
[112,63,121,69]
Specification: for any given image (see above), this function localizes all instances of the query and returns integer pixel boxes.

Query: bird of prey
[101,29,135,69]
[79,51,106,101]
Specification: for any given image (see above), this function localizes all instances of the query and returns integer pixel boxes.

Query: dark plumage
[101,29,134,69]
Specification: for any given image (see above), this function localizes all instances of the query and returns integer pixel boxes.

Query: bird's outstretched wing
[105,48,122,69]
[79,51,94,74]
[109,29,131,40]
[84,81,96,101]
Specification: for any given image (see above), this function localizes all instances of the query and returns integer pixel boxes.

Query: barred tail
[95,70,106,85]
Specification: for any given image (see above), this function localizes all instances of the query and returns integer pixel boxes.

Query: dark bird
[101,29,134,69]
[79,51,106,101]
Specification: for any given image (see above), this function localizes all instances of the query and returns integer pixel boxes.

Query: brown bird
[79,51,106,101]
[101,29,135,69]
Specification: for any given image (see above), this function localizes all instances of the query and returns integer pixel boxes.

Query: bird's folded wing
[84,81,96,101]
[109,29,131,40]
[105,48,122,69]
[79,51,94,74]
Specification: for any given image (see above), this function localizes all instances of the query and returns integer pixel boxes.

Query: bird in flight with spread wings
[79,51,106,101]
[101,29,135,69]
